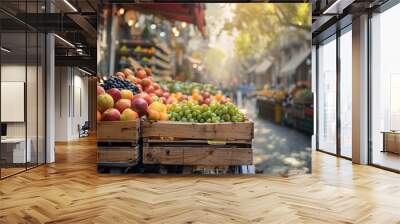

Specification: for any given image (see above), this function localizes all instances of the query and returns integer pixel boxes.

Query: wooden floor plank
[0,136,399,223]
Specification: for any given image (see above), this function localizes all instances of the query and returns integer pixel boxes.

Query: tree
[221,3,311,61]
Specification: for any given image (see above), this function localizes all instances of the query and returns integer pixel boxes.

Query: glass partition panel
[371,4,400,171]
[27,31,38,169]
[339,28,352,158]
[1,30,27,177]
[37,32,45,165]
[317,36,337,154]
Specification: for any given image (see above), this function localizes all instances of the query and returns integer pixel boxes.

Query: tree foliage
[203,47,227,80]
[221,4,311,60]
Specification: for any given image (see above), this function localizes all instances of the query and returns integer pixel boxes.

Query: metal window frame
[315,21,353,161]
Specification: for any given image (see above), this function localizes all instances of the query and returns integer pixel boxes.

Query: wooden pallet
[142,121,254,166]
[97,120,140,167]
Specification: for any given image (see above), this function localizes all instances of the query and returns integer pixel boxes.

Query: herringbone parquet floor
[1,136,400,224]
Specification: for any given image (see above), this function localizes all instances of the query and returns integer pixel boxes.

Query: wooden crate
[142,120,254,166]
[97,120,140,142]
[143,139,252,166]
[97,120,140,167]
[97,142,139,164]
[141,120,254,141]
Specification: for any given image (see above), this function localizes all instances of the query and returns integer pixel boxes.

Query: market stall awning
[279,49,311,77]
[247,63,258,75]
[186,56,202,64]
[255,59,272,75]
[129,3,206,34]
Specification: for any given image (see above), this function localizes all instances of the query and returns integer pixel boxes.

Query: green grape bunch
[167,101,245,123]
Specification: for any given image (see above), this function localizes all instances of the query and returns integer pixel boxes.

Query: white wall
[1,63,46,164]
[54,67,89,141]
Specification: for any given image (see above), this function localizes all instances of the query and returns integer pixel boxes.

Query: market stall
[97,67,254,174]
[256,82,313,135]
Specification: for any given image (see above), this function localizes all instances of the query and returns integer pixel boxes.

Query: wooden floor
[1,137,400,223]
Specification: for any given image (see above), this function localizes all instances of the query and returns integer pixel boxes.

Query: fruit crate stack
[97,120,140,170]
[141,120,254,167]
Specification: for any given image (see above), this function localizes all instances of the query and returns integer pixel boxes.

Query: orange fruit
[160,113,168,121]
[147,109,160,121]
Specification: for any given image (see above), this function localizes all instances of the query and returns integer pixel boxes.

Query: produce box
[141,120,254,166]
[256,97,282,124]
[97,120,140,167]
[97,120,140,142]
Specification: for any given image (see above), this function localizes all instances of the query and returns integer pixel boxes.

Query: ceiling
[311,0,390,43]
[0,0,98,73]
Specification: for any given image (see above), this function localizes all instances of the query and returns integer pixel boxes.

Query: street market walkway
[239,98,311,175]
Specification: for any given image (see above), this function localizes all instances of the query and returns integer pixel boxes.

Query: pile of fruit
[293,88,313,105]
[167,101,245,123]
[97,67,246,123]
[159,80,219,95]
[97,67,165,122]
[258,86,286,102]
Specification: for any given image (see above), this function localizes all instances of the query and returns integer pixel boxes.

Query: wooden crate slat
[144,138,252,145]
[231,148,253,165]
[143,147,183,164]
[97,147,138,163]
[97,120,139,142]
[143,146,252,166]
[141,121,254,141]
[184,148,232,166]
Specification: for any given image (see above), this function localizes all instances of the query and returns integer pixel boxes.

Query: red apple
[101,108,121,121]
[114,99,131,113]
[181,95,188,101]
[162,92,170,98]
[140,92,152,105]
[155,89,163,97]
[204,98,211,105]
[145,85,155,94]
[136,84,143,91]
[106,88,121,102]
[97,86,105,96]
[203,91,211,99]
[141,78,152,87]
[136,69,147,79]
[132,98,148,117]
